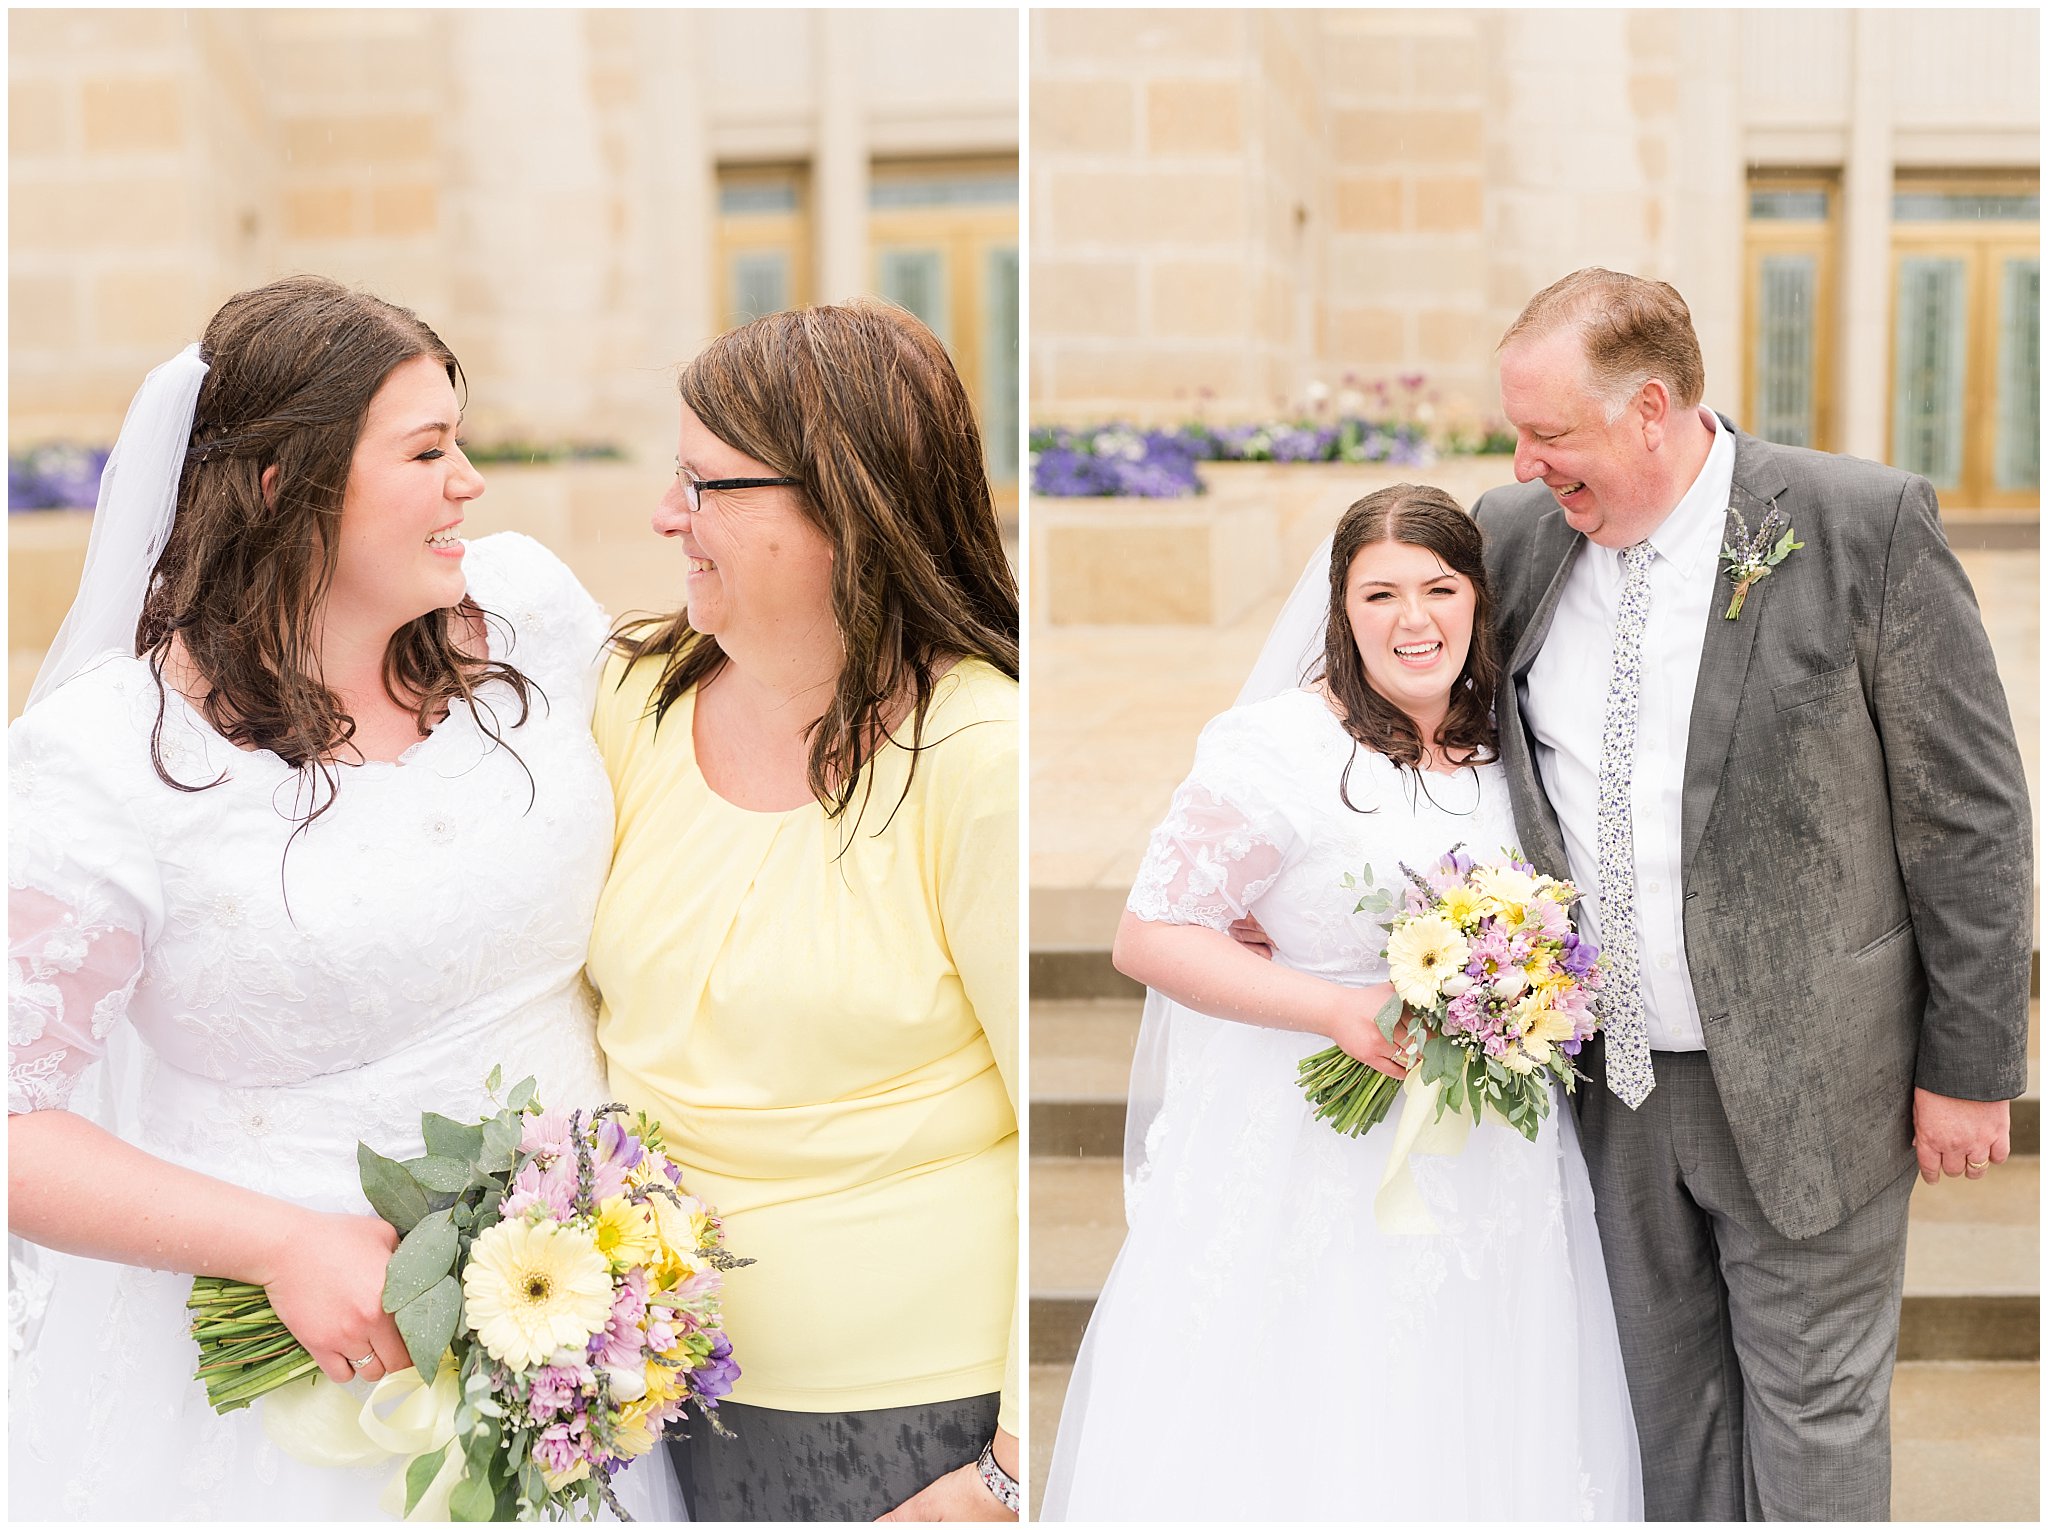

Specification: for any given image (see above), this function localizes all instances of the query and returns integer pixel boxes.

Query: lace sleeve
[1127,706,1306,930]
[8,699,161,1115]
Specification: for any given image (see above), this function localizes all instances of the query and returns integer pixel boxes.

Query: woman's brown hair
[613,298,1020,825]
[137,274,535,825]
[1321,483,1500,806]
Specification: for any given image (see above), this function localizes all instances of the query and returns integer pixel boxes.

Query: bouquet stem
[188,1276,321,1411]
[1296,1045,1404,1137]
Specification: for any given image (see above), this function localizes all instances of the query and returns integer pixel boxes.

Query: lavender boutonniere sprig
[1721,496,1802,620]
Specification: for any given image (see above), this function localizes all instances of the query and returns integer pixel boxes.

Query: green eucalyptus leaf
[404,1155,472,1195]
[422,1113,485,1162]
[485,1063,503,1094]
[478,1115,522,1174]
[383,1210,459,1312]
[358,1143,430,1233]
[393,1274,462,1375]
[507,1075,538,1113]
[519,1461,548,1508]
[404,1444,449,1515]
[1373,990,1406,1043]
[448,1468,495,1522]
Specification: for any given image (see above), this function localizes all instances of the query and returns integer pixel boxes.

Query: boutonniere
[1720,497,1802,620]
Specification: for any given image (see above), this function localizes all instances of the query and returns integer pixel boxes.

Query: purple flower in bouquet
[533,1419,592,1477]
[503,1155,578,1221]
[693,1333,741,1401]
[1445,988,1483,1037]
[1560,931,1599,982]
[529,1361,589,1417]
[521,1107,576,1156]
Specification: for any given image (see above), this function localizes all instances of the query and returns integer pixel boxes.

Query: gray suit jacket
[1474,421,2032,1240]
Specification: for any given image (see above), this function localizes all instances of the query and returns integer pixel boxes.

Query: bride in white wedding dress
[1041,485,1641,1521]
[7,278,672,1519]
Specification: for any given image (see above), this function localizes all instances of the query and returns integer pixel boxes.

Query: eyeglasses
[675,463,802,513]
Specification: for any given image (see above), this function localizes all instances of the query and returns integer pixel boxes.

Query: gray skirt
[666,1392,1001,1522]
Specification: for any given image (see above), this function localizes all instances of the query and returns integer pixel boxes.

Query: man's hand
[1912,1088,2011,1184]
[1227,914,1274,960]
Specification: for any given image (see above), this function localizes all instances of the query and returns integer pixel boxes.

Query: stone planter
[9,459,1022,719]
[1030,455,1516,627]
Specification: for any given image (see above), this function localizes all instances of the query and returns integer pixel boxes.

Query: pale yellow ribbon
[261,1352,466,1520]
[1373,1071,1511,1233]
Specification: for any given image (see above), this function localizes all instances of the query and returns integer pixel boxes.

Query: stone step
[1027,1359,2039,1522]
[1028,1153,2039,1366]
[1027,929,2045,1004]
[1030,997,2044,1156]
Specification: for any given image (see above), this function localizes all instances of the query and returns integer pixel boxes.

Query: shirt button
[1656,952,1676,971]
[1645,880,1662,894]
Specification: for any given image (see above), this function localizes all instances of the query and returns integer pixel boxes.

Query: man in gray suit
[1472,268,2031,1521]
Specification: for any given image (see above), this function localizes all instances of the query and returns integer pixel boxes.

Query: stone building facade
[1031,8,2037,508]
[10,8,1020,473]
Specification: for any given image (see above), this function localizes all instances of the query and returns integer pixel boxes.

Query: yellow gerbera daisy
[1386,914,1471,1008]
[462,1219,614,1371]
[648,1192,712,1277]
[592,1196,661,1273]
[643,1356,687,1405]
[1471,864,1542,911]
[611,1398,660,1460]
[1436,883,1485,929]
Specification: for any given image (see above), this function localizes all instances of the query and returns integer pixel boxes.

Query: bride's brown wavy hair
[612,298,1019,828]
[136,274,535,826]
[1321,483,1500,807]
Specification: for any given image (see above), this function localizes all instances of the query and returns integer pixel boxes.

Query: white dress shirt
[1520,408,1736,1052]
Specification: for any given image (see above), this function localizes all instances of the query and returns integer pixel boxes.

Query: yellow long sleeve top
[589,654,1019,1435]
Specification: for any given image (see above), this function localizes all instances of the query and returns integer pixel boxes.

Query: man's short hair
[1500,268,1706,417]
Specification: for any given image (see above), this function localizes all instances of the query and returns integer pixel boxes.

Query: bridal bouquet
[188,1069,743,1520]
[1297,847,1603,1141]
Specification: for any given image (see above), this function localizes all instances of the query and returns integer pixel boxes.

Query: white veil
[27,342,208,708]
[1119,532,1337,1211]
[10,344,205,1364]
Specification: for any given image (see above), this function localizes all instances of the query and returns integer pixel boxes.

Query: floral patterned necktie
[1597,541,1657,1108]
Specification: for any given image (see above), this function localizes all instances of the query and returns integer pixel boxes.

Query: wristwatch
[976,1438,1021,1514]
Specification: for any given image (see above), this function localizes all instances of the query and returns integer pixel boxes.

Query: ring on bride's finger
[1966,1157,1989,1170]
[349,1353,375,1369]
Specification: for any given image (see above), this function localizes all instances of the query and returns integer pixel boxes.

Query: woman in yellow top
[588,301,1020,1521]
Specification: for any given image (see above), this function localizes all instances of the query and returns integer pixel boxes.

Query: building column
[815,11,869,304]
[446,9,607,438]
[1837,10,1893,462]
[1672,13,1744,416]
[633,9,712,372]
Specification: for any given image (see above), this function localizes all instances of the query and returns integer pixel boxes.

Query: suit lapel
[1510,512,1586,678]
[1499,509,1584,880]
[1681,427,1792,875]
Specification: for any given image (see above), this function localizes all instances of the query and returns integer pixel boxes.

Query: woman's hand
[254,1209,409,1384]
[876,1430,1020,1522]
[1326,982,1412,1079]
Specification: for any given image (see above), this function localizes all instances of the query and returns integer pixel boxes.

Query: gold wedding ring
[1965,1157,1989,1170]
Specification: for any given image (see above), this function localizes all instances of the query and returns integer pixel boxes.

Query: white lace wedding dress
[7,534,672,1520]
[1041,688,1642,1521]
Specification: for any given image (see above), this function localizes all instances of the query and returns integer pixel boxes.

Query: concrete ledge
[1027,456,1521,628]
[1029,948,1143,1001]
[1899,1295,2040,1362]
